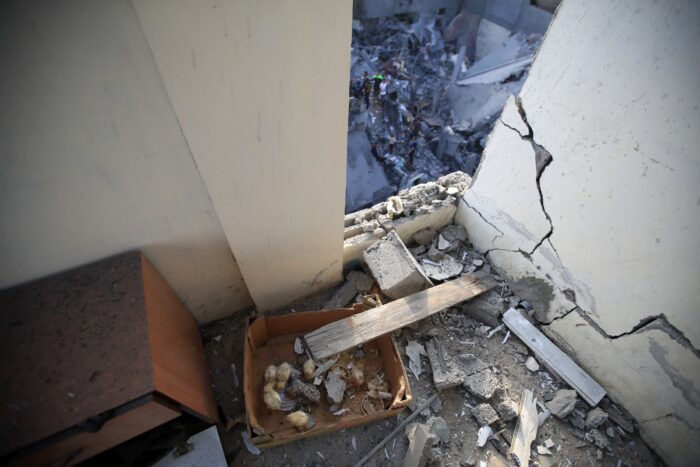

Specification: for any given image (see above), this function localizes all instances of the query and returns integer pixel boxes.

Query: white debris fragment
[213,335,223,342]
[333,408,350,417]
[230,363,239,389]
[352,435,357,451]
[241,431,261,455]
[316,451,325,460]
[477,426,492,447]
[526,356,540,372]
[325,372,347,404]
[544,438,555,449]
[437,234,450,250]
[384,447,390,459]
[421,258,442,267]
[314,376,323,386]
[386,196,404,218]
[312,357,338,378]
[406,340,426,379]
[294,337,304,354]
[537,445,553,456]
[501,330,511,344]
[538,408,551,427]
[486,323,504,339]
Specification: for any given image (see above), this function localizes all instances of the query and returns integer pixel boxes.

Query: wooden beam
[510,388,538,467]
[502,308,606,406]
[304,272,496,360]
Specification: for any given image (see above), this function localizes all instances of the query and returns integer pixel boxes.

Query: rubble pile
[345,13,543,212]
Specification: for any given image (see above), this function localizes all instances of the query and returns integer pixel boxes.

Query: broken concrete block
[426,416,450,443]
[437,234,450,250]
[585,407,609,430]
[403,424,437,467]
[323,270,374,309]
[420,255,463,281]
[463,369,501,400]
[585,428,611,451]
[413,227,437,246]
[472,403,499,426]
[426,338,465,391]
[497,400,519,422]
[440,224,468,242]
[363,230,432,299]
[545,389,577,419]
[461,295,501,327]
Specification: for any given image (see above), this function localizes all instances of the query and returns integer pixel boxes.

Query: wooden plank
[510,389,538,467]
[304,272,496,360]
[502,308,606,405]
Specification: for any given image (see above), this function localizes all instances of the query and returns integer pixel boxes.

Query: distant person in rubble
[371,73,384,99]
[362,71,372,108]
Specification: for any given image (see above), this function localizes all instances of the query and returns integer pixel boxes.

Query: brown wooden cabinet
[0,252,219,466]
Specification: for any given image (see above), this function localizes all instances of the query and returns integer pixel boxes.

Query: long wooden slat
[304,272,496,360]
[510,388,538,467]
[502,308,606,405]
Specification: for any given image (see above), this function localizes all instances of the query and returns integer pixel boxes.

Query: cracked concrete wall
[455,0,700,464]
[0,0,253,324]
[133,0,352,311]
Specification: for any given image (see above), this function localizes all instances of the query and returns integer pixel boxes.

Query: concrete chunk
[403,424,437,467]
[472,403,499,426]
[363,231,432,299]
[463,369,501,400]
[545,389,577,419]
[323,270,374,309]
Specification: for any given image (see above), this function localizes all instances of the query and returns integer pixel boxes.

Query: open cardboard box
[244,303,412,448]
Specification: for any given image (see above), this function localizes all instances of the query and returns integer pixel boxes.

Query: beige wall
[456,0,700,464]
[0,0,252,323]
[132,0,352,311]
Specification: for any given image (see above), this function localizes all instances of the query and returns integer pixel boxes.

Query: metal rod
[354,393,439,467]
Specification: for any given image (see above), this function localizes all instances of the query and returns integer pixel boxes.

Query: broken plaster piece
[477,426,492,447]
[406,340,426,379]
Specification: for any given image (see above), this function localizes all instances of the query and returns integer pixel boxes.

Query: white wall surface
[133,0,352,311]
[456,0,700,464]
[0,0,252,322]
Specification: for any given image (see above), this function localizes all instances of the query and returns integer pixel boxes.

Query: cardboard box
[244,304,412,448]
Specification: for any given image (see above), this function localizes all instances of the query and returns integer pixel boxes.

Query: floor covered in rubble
[200,221,662,467]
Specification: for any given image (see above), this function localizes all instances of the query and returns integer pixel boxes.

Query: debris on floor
[201,218,661,466]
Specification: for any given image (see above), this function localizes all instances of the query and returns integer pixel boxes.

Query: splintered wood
[304,272,496,360]
[510,389,538,467]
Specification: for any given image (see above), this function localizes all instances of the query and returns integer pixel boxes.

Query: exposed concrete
[363,231,432,300]
[133,0,352,311]
[343,172,470,266]
[545,311,700,466]
[403,424,437,467]
[455,1,700,463]
[0,0,252,323]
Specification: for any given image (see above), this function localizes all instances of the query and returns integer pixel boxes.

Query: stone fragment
[426,416,450,443]
[425,338,466,390]
[545,389,577,419]
[437,234,451,250]
[463,369,501,400]
[406,340,426,379]
[471,403,499,426]
[525,356,540,372]
[363,231,432,299]
[403,424,437,467]
[323,270,374,308]
[476,426,492,447]
[440,224,468,242]
[412,227,437,246]
[585,428,611,450]
[496,400,519,422]
[428,447,442,464]
[287,378,321,403]
[325,372,346,404]
[421,255,463,281]
[585,407,609,430]
[461,295,501,327]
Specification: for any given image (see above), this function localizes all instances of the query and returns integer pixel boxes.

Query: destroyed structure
[345,4,549,211]
[1,0,698,467]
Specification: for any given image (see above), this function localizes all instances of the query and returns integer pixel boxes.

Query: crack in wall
[499,97,557,258]
[461,197,504,245]
[638,413,700,431]
[559,308,700,356]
